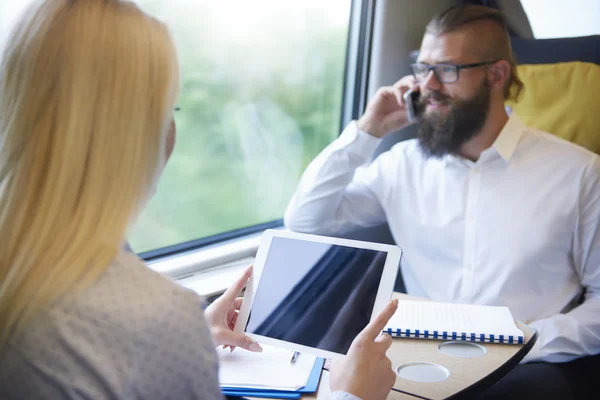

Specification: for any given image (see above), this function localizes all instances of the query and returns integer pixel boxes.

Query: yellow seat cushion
[506,62,600,154]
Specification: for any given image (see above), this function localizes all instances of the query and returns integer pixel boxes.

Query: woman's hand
[204,265,263,352]
[330,299,399,400]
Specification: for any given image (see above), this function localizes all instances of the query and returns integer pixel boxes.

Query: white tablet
[235,229,402,360]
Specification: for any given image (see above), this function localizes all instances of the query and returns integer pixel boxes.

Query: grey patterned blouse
[0,251,360,400]
[0,251,223,399]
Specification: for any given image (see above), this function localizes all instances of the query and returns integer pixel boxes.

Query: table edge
[444,328,538,400]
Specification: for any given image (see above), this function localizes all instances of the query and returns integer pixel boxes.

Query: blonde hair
[0,0,179,349]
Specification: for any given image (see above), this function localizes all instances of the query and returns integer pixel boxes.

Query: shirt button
[466,263,472,269]
[473,168,480,174]
[468,215,475,222]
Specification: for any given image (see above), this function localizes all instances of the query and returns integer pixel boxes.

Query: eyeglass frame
[410,60,499,83]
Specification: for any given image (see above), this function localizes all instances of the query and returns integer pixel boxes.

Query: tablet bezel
[234,229,402,360]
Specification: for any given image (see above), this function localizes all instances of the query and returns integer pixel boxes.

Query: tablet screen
[245,236,389,354]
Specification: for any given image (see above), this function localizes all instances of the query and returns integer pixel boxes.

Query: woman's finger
[228,311,239,330]
[233,297,243,310]
[218,330,263,352]
[221,265,252,302]
[374,332,393,353]
[357,299,398,342]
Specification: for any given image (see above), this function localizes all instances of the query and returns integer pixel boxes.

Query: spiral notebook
[384,300,525,344]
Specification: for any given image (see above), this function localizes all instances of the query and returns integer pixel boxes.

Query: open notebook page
[385,301,524,342]
[217,344,317,391]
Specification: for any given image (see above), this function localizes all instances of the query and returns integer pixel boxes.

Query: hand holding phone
[403,89,419,123]
[357,75,419,137]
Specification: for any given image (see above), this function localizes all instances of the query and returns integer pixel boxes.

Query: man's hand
[357,75,418,138]
[204,265,263,352]
[330,299,399,400]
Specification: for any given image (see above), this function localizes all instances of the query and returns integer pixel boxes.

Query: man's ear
[488,60,511,93]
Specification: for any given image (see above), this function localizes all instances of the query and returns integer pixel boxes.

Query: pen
[289,351,299,365]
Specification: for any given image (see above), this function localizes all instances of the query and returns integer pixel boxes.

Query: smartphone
[403,89,419,123]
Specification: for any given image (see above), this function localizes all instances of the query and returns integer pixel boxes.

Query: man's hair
[426,5,523,100]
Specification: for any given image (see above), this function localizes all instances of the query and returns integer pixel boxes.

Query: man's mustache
[419,91,451,106]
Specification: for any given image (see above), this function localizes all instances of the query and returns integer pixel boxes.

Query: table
[304,292,537,400]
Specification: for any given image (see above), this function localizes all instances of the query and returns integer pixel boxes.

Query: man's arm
[284,121,387,234]
[523,157,600,363]
[285,77,417,235]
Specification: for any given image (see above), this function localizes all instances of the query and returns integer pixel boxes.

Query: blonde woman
[0,1,398,399]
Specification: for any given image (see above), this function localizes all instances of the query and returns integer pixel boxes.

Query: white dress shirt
[284,113,600,363]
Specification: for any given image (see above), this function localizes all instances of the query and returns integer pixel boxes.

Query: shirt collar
[441,112,527,166]
[492,112,526,164]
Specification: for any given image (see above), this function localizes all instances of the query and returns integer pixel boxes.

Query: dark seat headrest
[511,35,600,65]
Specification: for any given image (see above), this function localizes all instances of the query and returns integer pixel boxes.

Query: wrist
[356,117,384,138]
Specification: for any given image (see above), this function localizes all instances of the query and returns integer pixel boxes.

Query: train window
[0,1,352,254]
[521,0,600,38]
[131,0,351,253]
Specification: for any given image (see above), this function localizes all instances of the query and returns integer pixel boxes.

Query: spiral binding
[384,328,524,344]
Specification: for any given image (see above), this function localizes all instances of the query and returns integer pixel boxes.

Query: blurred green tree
[126,1,350,252]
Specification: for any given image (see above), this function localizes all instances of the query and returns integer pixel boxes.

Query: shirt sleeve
[523,156,600,363]
[134,289,224,400]
[284,121,387,235]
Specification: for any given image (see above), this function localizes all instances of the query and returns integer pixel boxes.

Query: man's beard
[416,79,491,158]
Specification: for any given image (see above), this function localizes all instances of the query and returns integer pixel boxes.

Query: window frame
[140,220,281,262]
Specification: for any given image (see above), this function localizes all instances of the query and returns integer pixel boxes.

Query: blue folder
[223,390,300,399]
[222,357,325,399]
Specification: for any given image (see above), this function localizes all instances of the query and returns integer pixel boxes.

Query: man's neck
[458,105,509,162]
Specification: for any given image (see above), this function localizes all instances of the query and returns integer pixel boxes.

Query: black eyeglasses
[410,60,499,83]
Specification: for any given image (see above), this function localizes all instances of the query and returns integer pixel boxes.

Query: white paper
[385,301,524,339]
[217,344,317,391]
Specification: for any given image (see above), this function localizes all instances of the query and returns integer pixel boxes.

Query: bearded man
[284,4,600,399]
